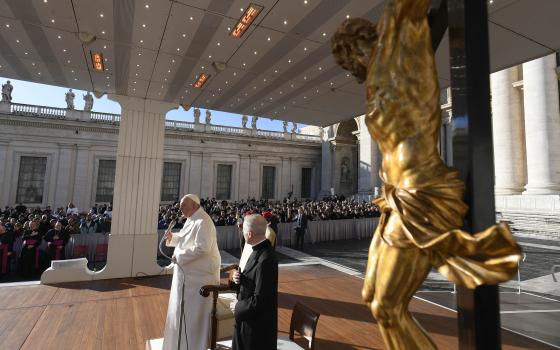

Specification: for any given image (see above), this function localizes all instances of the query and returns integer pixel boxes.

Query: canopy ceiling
[0,0,558,126]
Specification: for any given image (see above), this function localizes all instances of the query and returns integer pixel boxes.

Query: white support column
[281,157,291,199]
[42,96,177,283]
[491,67,526,195]
[522,54,560,195]
[248,156,260,198]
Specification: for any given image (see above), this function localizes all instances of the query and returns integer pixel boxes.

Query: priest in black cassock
[230,214,278,350]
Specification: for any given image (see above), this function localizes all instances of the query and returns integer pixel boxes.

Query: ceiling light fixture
[231,3,264,38]
[193,73,210,89]
[90,51,105,71]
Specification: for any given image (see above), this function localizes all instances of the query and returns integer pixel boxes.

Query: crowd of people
[0,202,112,279]
[158,196,381,230]
[0,196,379,280]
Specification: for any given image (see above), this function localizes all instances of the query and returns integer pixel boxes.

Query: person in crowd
[0,223,14,277]
[44,221,69,264]
[20,220,42,277]
[230,214,278,350]
[262,211,278,248]
[66,217,80,235]
[80,215,97,234]
[294,207,308,250]
[66,202,79,216]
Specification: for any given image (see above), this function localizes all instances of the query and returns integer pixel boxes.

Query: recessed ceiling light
[274,70,278,73]
[176,47,180,51]
[136,64,140,67]
[267,37,271,41]
[106,83,110,87]
[283,20,287,25]
[142,24,146,28]
[63,49,67,52]
[135,73,138,76]
[15,39,20,43]
[50,19,55,23]
[43,0,47,2]
[208,55,212,59]
[145,4,149,8]
[182,33,186,37]
[346,14,350,19]
[242,63,246,67]
[304,76,307,80]
[189,16,193,20]
[107,76,110,79]
[67,60,71,63]
[240,8,244,11]
[5,24,10,28]
[103,45,107,49]
[288,59,292,63]
[104,58,107,62]
[32,62,35,66]
[138,52,141,56]
[167,69,171,73]
[140,39,144,43]
[171,59,175,63]
[71,70,74,73]
[74,78,78,81]
[304,47,307,51]
[304,0,308,3]
[227,27,231,31]
[100,13,104,18]
[318,66,322,70]
[254,51,257,55]
[322,32,326,37]
[164,78,167,81]
[201,66,205,69]
[38,72,41,75]
[101,30,106,34]
[233,72,237,76]
[24,52,28,55]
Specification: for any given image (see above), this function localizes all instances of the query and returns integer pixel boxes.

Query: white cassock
[162,207,221,350]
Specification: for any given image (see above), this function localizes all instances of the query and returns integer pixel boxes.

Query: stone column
[280,157,292,199]
[200,152,212,198]
[248,156,260,198]
[319,129,333,197]
[238,155,250,200]
[42,96,178,283]
[188,152,203,196]
[53,144,75,208]
[491,66,526,195]
[357,116,382,197]
[72,145,92,211]
[522,54,560,195]
[0,141,9,205]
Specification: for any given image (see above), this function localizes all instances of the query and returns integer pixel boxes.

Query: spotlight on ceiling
[230,3,264,38]
[90,51,105,71]
[212,61,226,72]
[193,73,210,89]
[78,31,96,45]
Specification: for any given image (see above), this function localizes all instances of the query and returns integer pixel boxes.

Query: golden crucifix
[331,1,522,349]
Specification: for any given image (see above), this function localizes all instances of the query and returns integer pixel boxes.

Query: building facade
[0,104,321,211]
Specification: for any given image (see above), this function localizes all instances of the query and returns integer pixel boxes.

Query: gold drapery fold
[374,171,522,289]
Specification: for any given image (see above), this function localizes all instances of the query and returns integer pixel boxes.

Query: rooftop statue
[205,109,211,124]
[65,89,75,110]
[83,92,94,112]
[331,1,521,349]
[193,108,201,124]
[241,115,248,128]
[1,80,13,103]
[251,116,258,129]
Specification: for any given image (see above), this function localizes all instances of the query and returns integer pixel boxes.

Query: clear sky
[1,76,307,132]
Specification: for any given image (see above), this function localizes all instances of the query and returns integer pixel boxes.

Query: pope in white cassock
[162,194,221,350]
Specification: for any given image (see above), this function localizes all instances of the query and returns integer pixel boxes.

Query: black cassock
[232,239,278,350]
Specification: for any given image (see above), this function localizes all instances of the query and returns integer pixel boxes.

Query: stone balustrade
[0,102,321,142]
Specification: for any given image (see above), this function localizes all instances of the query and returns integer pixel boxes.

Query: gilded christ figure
[331,1,521,349]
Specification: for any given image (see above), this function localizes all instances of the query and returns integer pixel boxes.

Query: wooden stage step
[0,264,552,349]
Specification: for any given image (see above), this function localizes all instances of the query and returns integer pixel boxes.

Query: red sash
[53,239,64,260]
[23,239,40,269]
[0,244,8,274]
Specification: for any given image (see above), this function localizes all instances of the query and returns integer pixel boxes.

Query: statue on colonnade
[1,80,13,102]
[193,108,201,124]
[83,92,94,111]
[65,89,75,110]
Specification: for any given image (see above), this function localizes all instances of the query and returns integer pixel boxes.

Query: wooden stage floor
[0,264,552,350]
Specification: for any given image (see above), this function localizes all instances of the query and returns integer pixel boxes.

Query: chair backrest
[289,302,320,350]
